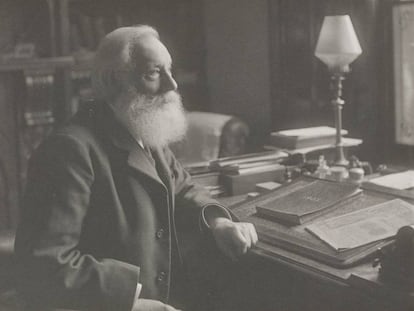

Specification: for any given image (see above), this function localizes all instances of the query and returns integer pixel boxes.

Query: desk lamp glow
[314,15,362,166]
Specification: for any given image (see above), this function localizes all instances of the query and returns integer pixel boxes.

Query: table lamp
[314,15,362,166]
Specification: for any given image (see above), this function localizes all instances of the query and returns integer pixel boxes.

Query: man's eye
[144,70,160,80]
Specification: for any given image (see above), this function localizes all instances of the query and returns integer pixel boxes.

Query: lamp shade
[315,15,362,71]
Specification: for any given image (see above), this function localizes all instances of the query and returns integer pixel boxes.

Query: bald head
[92,25,167,101]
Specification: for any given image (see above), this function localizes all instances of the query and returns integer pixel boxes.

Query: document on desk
[368,170,414,190]
[306,199,414,251]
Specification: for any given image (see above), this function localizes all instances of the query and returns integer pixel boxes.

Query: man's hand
[210,217,258,261]
[132,298,182,311]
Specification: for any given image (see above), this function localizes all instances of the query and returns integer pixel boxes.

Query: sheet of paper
[369,170,414,190]
[306,199,414,251]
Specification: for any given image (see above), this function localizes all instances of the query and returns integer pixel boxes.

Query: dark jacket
[14,102,222,311]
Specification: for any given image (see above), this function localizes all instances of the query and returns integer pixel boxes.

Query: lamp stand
[330,73,348,166]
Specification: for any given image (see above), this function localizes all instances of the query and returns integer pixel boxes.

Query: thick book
[269,126,348,150]
[256,179,361,225]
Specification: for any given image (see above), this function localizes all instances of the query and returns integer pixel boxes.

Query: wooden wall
[202,0,272,150]
[0,1,24,230]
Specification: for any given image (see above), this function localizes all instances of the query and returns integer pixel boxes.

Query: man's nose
[161,72,178,92]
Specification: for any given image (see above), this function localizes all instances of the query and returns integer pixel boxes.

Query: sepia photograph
[0,0,413,311]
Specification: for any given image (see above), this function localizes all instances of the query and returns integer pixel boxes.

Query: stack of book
[255,179,361,225]
[209,151,288,195]
[267,126,348,151]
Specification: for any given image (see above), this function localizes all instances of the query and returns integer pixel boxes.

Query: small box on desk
[256,181,282,193]
[222,165,286,195]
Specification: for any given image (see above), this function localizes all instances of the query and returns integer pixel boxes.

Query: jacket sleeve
[165,147,230,230]
[14,134,139,311]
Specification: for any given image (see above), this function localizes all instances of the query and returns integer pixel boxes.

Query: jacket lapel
[152,147,174,194]
[127,148,164,186]
[152,147,175,219]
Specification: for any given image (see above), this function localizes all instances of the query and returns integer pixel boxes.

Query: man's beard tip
[115,89,187,148]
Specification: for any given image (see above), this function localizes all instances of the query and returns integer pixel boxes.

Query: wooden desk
[218,178,414,311]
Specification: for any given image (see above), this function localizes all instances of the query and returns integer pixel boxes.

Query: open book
[306,198,414,251]
[255,179,361,225]
[229,176,402,267]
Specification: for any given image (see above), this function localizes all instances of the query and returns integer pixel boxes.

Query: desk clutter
[187,124,368,197]
[229,175,414,268]
[188,152,367,198]
[264,126,363,159]
[188,150,289,196]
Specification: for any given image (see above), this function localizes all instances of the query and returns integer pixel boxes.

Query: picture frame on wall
[393,2,414,145]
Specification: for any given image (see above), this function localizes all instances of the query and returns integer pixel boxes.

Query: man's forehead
[133,36,172,67]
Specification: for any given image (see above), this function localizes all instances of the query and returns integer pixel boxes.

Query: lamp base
[334,144,349,167]
[330,73,348,168]
[333,158,349,167]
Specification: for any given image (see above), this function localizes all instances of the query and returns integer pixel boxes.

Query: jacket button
[156,229,164,239]
[157,271,166,283]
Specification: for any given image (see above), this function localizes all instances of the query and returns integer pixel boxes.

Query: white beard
[112,88,188,149]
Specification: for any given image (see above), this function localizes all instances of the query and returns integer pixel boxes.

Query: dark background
[0,0,409,230]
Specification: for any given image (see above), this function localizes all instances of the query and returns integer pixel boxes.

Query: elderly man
[14,25,257,311]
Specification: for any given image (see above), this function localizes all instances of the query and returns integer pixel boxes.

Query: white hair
[91,25,159,101]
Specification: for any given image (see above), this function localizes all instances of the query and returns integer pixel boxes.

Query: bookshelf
[0,57,74,72]
[0,0,206,230]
